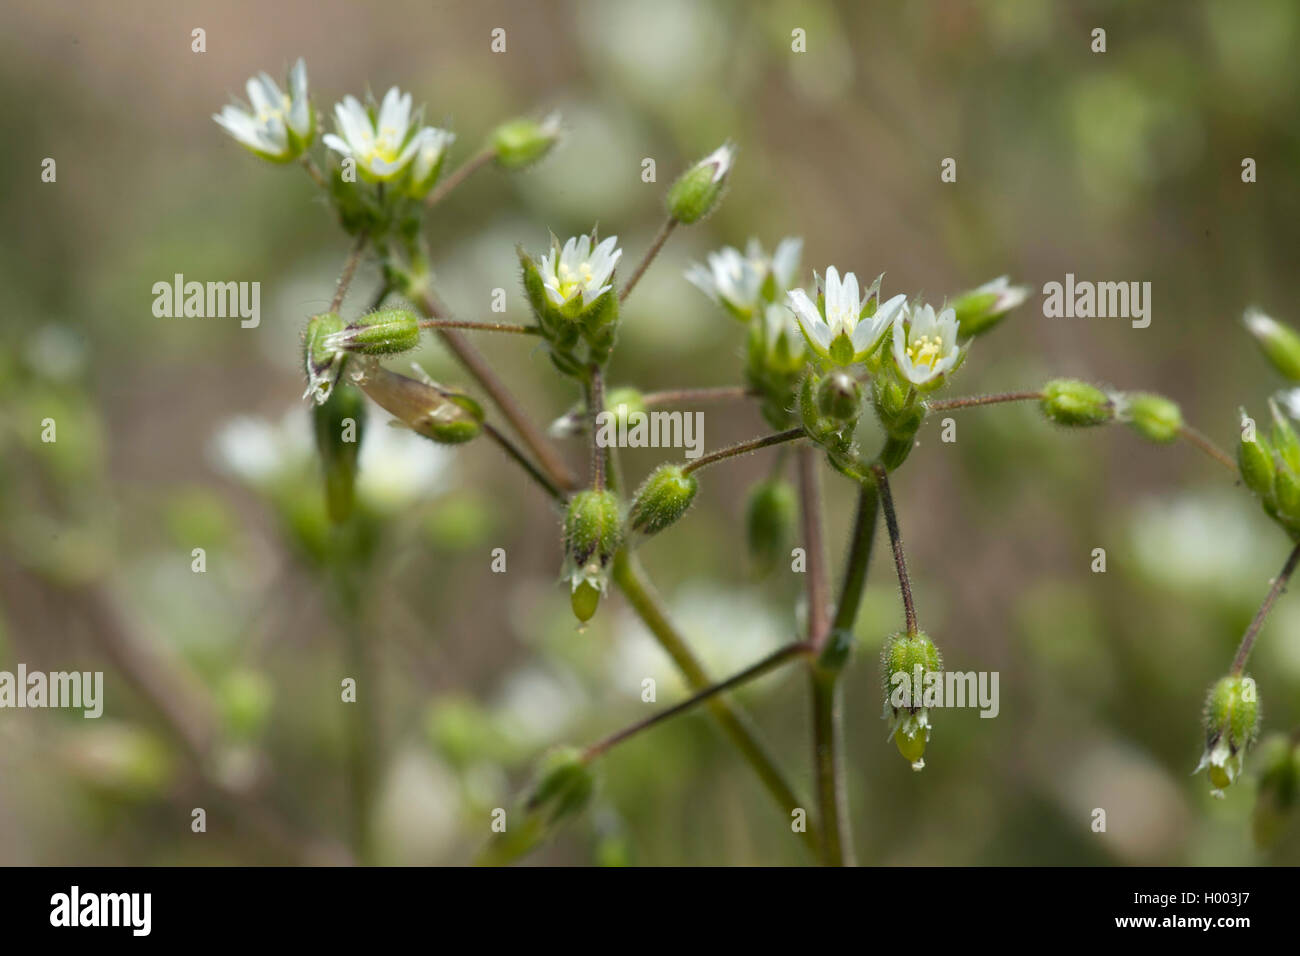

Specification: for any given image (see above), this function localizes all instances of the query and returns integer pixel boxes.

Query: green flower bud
[628,464,699,537]
[325,308,421,356]
[1251,734,1300,849]
[1039,379,1114,427]
[666,142,735,225]
[745,478,796,577]
[1244,308,1300,381]
[950,276,1030,338]
[1122,392,1182,444]
[605,387,646,425]
[492,112,562,170]
[1197,674,1260,796]
[313,383,366,523]
[1238,409,1276,503]
[303,311,346,404]
[351,362,483,444]
[880,630,942,771]
[1269,399,1300,473]
[817,370,863,422]
[564,489,622,621]
[524,746,595,824]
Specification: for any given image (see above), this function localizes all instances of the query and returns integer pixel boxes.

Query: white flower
[539,235,622,312]
[213,59,314,162]
[405,126,457,197]
[323,87,430,181]
[698,142,736,183]
[971,275,1030,314]
[685,236,802,319]
[786,267,903,366]
[891,302,963,388]
[760,303,804,363]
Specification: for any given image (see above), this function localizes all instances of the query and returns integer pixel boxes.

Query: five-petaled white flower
[213,59,314,162]
[686,237,802,320]
[540,235,622,312]
[891,302,964,388]
[324,87,434,182]
[786,267,904,366]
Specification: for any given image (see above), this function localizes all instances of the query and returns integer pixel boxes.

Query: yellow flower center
[555,261,595,299]
[906,333,945,369]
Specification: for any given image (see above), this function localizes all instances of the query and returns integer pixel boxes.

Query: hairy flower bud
[817,370,863,422]
[1039,379,1114,427]
[313,383,366,523]
[1197,674,1260,796]
[303,311,346,404]
[881,631,943,771]
[1238,408,1275,503]
[1244,308,1300,381]
[1122,392,1182,444]
[745,478,796,577]
[525,746,596,824]
[666,143,734,224]
[949,276,1030,338]
[325,308,421,356]
[492,113,562,170]
[564,489,622,621]
[628,464,699,537]
[349,362,483,444]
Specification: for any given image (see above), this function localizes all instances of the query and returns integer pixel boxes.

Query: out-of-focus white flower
[356,418,454,511]
[324,87,430,181]
[208,412,311,486]
[405,126,457,198]
[685,237,802,320]
[786,267,903,366]
[539,235,622,311]
[492,665,587,747]
[213,59,314,162]
[891,302,963,388]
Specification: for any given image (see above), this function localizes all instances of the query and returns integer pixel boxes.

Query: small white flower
[891,302,963,388]
[698,142,736,183]
[213,58,314,162]
[786,267,903,366]
[405,126,457,197]
[685,236,803,319]
[970,275,1030,315]
[323,87,431,181]
[539,235,622,312]
[760,303,804,362]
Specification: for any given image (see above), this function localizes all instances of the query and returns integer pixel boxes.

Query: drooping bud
[349,362,483,444]
[564,489,622,621]
[303,312,346,404]
[949,276,1031,338]
[816,370,863,422]
[1244,308,1300,381]
[476,745,595,866]
[1238,410,1276,504]
[628,464,699,537]
[666,142,735,225]
[1251,734,1300,848]
[324,308,421,356]
[880,630,943,771]
[491,112,562,170]
[1122,392,1182,444]
[313,383,366,523]
[1039,379,1114,427]
[1196,674,1260,796]
[745,477,796,577]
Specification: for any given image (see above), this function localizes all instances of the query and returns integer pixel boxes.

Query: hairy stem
[810,673,851,866]
[923,391,1042,412]
[642,385,756,407]
[587,365,606,490]
[301,155,327,188]
[1179,424,1238,475]
[1231,542,1300,674]
[681,427,805,476]
[582,642,811,760]
[482,422,563,501]
[424,147,497,207]
[418,319,541,335]
[330,234,368,313]
[797,444,830,645]
[831,481,881,638]
[873,464,917,634]
[619,217,678,303]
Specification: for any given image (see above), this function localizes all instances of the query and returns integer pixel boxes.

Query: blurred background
[2,0,1299,865]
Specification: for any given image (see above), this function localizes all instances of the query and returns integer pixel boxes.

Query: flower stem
[831,481,881,637]
[582,642,811,761]
[417,319,541,335]
[810,672,851,866]
[1231,542,1300,674]
[680,428,805,476]
[619,217,678,303]
[1179,423,1239,475]
[300,155,327,188]
[642,385,756,407]
[331,234,368,313]
[611,551,819,856]
[481,422,563,501]
[424,147,497,207]
[923,390,1042,412]
[797,444,831,645]
[587,365,607,490]
[873,464,917,634]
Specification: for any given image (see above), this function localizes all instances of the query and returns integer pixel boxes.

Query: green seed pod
[1198,674,1260,794]
[1269,399,1300,473]
[628,464,699,536]
[950,276,1030,338]
[817,371,863,422]
[1238,409,1276,503]
[666,143,734,224]
[880,631,943,771]
[1251,734,1300,849]
[564,490,622,622]
[303,312,346,403]
[745,478,796,576]
[525,746,595,825]
[492,113,562,170]
[1040,379,1114,427]
[1123,392,1182,444]
[313,383,366,523]
[327,308,421,356]
[1244,308,1300,381]
[1277,465,1300,524]
[352,363,483,444]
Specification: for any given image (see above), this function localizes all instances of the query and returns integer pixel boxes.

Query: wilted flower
[685,237,802,320]
[539,235,622,313]
[890,302,963,389]
[1196,674,1260,797]
[213,59,314,162]
[324,87,437,181]
[787,268,903,367]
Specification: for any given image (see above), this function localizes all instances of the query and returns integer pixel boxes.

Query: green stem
[681,428,805,476]
[831,481,881,637]
[611,552,819,856]
[873,464,918,634]
[619,217,678,303]
[1231,542,1300,674]
[424,147,497,207]
[810,672,850,866]
[418,319,541,335]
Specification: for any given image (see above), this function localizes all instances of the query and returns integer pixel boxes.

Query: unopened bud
[950,276,1030,338]
[628,464,699,537]
[1244,308,1300,381]
[492,113,562,170]
[325,308,421,356]
[313,383,366,523]
[303,311,346,404]
[1122,392,1182,444]
[524,746,595,825]
[817,371,862,422]
[745,478,796,576]
[1040,379,1114,427]
[564,489,622,621]
[1238,409,1275,502]
[666,142,735,225]
[880,630,942,771]
[1197,674,1260,796]
[350,362,483,444]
